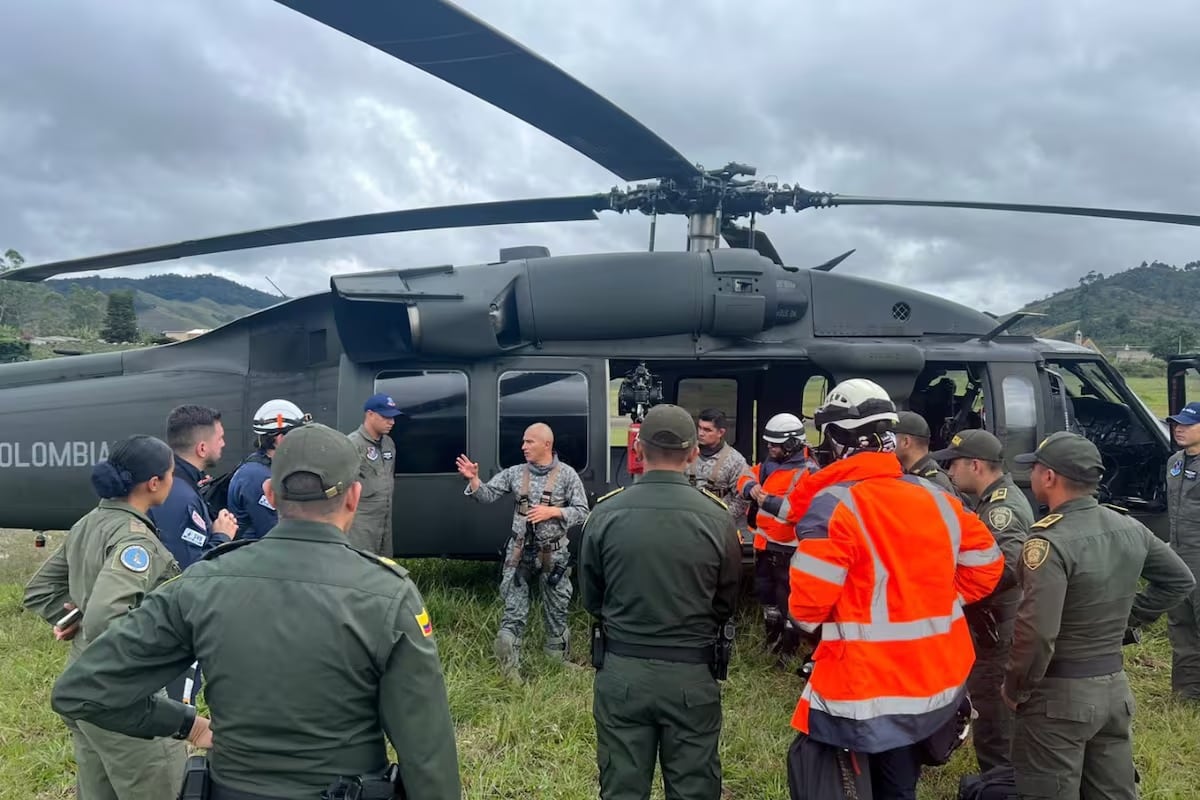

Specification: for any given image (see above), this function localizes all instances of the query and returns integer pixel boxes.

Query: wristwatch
[172,704,197,740]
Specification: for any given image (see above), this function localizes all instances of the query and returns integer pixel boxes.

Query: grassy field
[2,374,1197,798]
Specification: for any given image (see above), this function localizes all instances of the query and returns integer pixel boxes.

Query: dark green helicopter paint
[2,0,1196,560]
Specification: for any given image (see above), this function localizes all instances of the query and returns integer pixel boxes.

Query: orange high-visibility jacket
[786,451,1003,754]
[735,449,820,551]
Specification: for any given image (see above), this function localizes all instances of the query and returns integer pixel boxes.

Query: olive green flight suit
[23,499,188,800]
[346,425,396,556]
[49,518,461,800]
[908,453,960,498]
[579,471,742,800]
[1003,497,1195,799]
[1165,448,1200,700]
[963,474,1033,773]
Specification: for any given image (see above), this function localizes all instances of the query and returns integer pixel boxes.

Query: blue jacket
[227,450,276,541]
[148,459,232,568]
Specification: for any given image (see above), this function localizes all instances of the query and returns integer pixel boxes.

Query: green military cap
[891,411,931,438]
[931,429,1004,462]
[271,422,361,500]
[638,404,697,449]
[1014,431,1103,483]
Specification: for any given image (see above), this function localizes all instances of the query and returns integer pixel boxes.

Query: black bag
[786,733,874,800]
[920,693,975,766]
[956,766,1015,800]
[200,453,269,519]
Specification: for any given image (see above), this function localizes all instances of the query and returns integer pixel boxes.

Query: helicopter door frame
[1167,353,1200,415]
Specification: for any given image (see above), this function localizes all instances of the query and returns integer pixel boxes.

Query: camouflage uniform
[23,500,188,800]
[686,442,749,527]
[346,425,396,556]
[467,457,590,679]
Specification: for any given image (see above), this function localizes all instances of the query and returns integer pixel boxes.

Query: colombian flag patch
[415,607,433,637]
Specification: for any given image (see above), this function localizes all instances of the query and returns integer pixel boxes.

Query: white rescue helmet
[251,399,310,435]
[814,378,898,433]
[762,413,807,445]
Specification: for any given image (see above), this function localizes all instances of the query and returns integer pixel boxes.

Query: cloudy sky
[3,0,1199,315]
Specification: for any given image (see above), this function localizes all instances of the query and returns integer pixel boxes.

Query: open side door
[1168,353,1200,414]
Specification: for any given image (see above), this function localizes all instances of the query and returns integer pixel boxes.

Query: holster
[711,621,735,681]
[591,620,605,669]
[178,755,210,800]
[322,764,404,800]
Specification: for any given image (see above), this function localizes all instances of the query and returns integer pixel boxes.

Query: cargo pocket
[1045,698,1095,724]
[1015,773,1063,798]
[683,680,723,734]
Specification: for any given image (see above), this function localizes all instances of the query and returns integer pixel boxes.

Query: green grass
[4,530,1199,799]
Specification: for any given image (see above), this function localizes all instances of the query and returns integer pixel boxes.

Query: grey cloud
[1,0,1198,317]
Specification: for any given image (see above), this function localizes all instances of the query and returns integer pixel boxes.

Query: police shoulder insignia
[922,469,939,478]
[1031,513,1063,531]
[1022,537,1051,570]
[987,506,1014,531]
[701,488,728,509]
[201,539,255,561]
[117,543,151,573]
[1102,502,1130,515]
[989,487,1008,503]
[595,487,625,504]
[414,606,434,637]
[129,519,150,534]
[348,548,410,579]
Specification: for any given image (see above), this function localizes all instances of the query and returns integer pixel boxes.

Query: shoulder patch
[701,488,729,509]
[922,468,939,478]
[347,547,411,579]
[414,606,433,637]
[1022,537,1051,570]
[595,487,625,504]
[1031,513,1063,531]
[987,506,1014,531]
[1102,503,1130,515]
[129,519,150,534]
[989,487,1008,503]
[201,538,256,560]
[117,544,151,573]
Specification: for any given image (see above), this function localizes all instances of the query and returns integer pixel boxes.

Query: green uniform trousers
[1011,671,1136,800]
[966,613,1015,773]
[68,717,188,800]
[593,654,723,800]
[1167,585,1200,700]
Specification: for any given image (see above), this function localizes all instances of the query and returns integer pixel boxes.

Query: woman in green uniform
[23,434,189,800]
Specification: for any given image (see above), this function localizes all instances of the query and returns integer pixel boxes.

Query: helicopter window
[373,370,468,475]
[498,370,589,471]
[803,375,829,445]
[1001,375,1037,431]
[676,378,738,445]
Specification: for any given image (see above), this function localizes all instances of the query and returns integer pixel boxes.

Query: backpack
[957,767,1015,800]
[200,452,270,519]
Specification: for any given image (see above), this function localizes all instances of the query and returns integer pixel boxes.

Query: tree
[1150,324,1197,362]
[99,291,140,343]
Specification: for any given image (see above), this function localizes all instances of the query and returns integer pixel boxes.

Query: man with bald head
[457,423,590,684]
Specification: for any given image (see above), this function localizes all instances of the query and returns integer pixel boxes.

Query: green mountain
[1009,260,1200,357]
[0,273,282,340]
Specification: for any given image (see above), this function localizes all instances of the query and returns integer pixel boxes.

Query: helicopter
[3,0,1200,562]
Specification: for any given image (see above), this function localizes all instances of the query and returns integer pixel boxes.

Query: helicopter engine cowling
[330,249,808,361]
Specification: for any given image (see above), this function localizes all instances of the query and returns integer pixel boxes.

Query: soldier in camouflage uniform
[23,435,188,800]
[892,410,960,498]
[346,393,403,556]
[687,408,750,528]
[457,423,590,684]
[933,428,1034,773]
[1165,401,1200,701]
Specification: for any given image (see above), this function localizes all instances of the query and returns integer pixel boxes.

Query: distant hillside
[1010,260,1200,354]
[0,273,282,340]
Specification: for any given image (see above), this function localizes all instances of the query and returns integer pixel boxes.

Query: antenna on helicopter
[979,311,1046,342]
[264,276,288,299]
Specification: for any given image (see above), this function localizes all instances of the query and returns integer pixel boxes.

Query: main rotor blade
[811,194,1200,227]
[1,195,609,282]
[273,1,700,183]
[721,224,783,265]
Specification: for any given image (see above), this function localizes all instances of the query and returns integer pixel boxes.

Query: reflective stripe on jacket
[786,451,1003,753]
[736,450,819,551]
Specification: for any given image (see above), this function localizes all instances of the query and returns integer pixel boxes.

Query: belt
[210,780,290,800]
[523,534,565,551]
[606,638,710,664]
[1043,652,1123,679]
